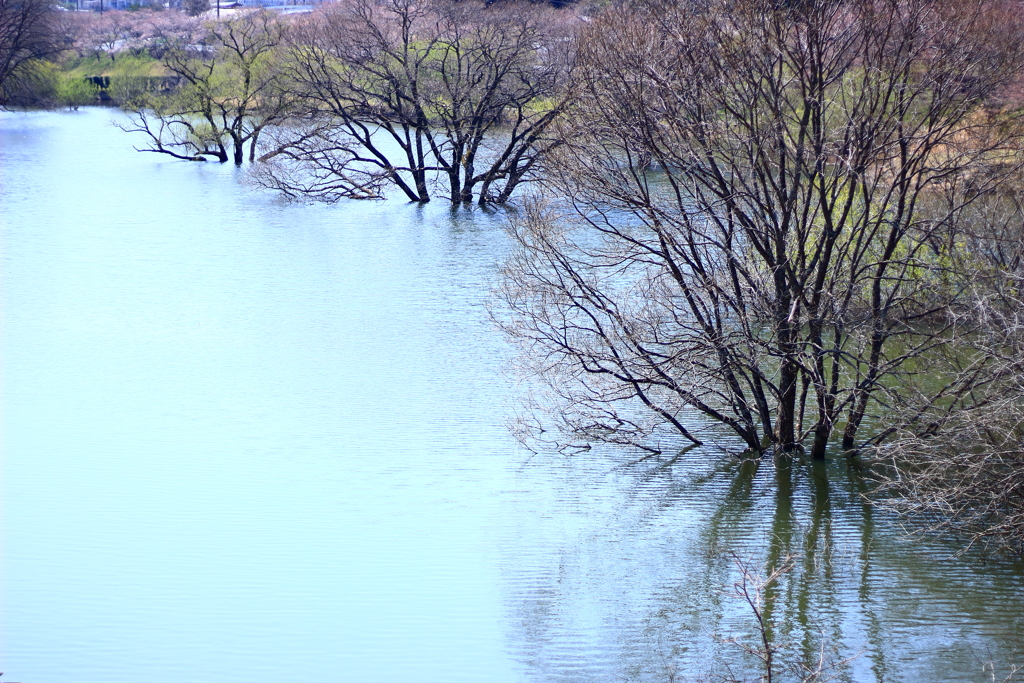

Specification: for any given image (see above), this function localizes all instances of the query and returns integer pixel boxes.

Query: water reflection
[2,109,1023,683]
[504,451,1024,682]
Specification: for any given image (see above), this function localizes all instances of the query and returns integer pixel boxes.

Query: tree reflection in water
[503,449,1024,682]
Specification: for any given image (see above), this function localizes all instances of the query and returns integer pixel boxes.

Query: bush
[55,73,98,108]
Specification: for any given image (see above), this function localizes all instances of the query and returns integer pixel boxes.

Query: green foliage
[55,73,99,108]
[7,60,61,106]
[2,61,95,108]
[107,53,163,105]
[62,53,164,79]
[59,53,164,105]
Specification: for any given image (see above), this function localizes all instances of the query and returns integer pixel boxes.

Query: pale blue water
[2,109,1023,683]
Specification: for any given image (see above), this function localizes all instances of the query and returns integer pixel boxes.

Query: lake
[1,108,1022,683]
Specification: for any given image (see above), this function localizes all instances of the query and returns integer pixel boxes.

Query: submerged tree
[499,0,1024,458]
[254,0,576,204]
[122,11,294,164]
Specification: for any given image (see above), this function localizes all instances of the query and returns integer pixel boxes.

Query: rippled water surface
[2,109,1023,683]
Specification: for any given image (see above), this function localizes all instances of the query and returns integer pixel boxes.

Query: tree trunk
[774,284,798,450]
[448,168,463,205]
[776,357,799,450]
[809,421,831,460]
[248,130,260,163]
[414,172,430,203]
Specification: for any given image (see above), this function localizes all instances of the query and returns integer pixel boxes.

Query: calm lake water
[2,108,1023,683]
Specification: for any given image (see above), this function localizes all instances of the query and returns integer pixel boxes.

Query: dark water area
[2,108,1022,683]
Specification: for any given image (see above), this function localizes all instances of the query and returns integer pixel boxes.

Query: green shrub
[56,74,99,109]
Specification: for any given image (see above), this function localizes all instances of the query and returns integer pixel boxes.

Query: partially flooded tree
[122,11,294,164]
[873,346,1024,557]
[254,0,575,204]
[499,0,1024,458]
[870,175,1024,556]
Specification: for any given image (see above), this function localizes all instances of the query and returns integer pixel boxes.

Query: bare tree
[870,180,1024,556]
[498,0,1024,458]
[0,0,63,104]
[255,0,576,204]
[873,373,1024,557]
[121,11,295,164]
